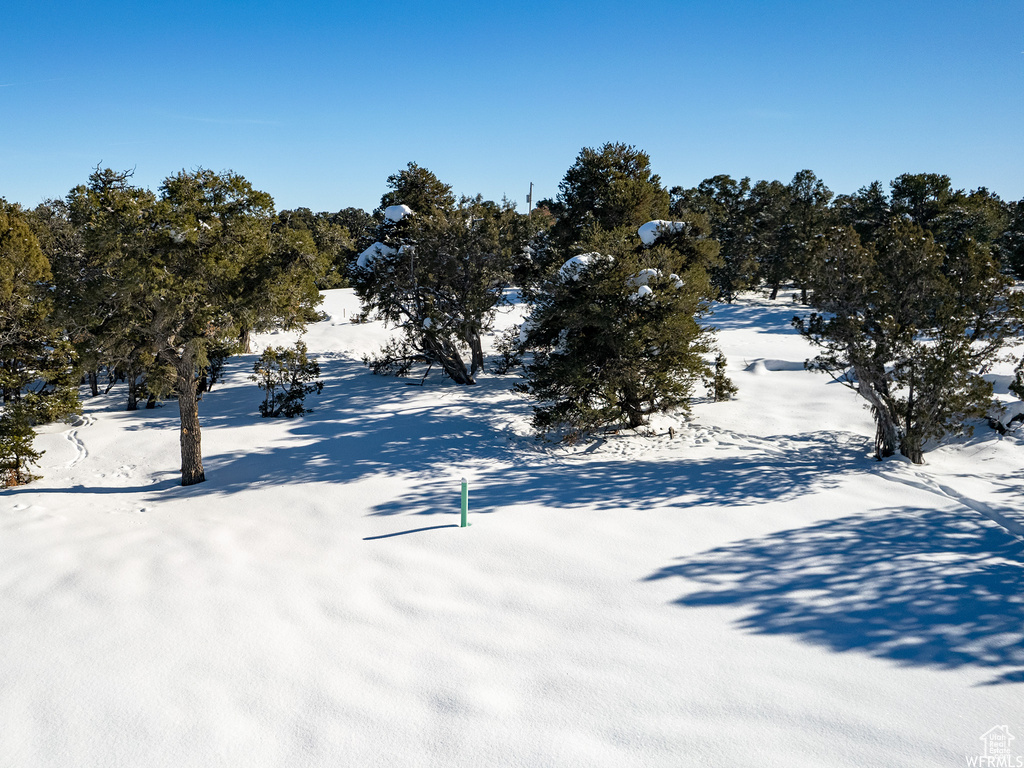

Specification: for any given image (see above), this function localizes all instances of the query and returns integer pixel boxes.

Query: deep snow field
[2,288,1023,767]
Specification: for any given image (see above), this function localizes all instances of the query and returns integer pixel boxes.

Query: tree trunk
[769,282,780,301]
[87,370,99,397]
[900,434,924,464]
[423,335,475,385]
[126,370,139,411]
[852,366,899,460]
[175,358,206,485]
[467,330,485,378]
[872,409,898,459]
[620,381,647,428]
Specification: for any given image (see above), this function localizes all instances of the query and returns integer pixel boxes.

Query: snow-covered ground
[2,289,1022,767]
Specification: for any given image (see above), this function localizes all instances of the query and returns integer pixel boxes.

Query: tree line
[3,145,1023,486]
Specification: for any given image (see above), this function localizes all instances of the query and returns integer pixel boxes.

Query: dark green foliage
[890,173,953,233]
[354,167,528,385]
[0,201,81,485]
[518,238,715,440]
[832,181,890,244]
[796,220,1021,463]
[275,207,354,289]
[46,167,322,485]
[709,353,738,402]
[1010,357,1024,401]
[543,142,670,251]
[997,199,1024,279]
[251,341,323,417]
[779,170,833,303]
[0,404,42,486]
[377,162,457,219]
[671,175,758,301]
[54,169,157,409]
[745,179,791,298]
[491,325,524,375]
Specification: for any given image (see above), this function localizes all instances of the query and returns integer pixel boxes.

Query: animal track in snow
[64,414,94,467]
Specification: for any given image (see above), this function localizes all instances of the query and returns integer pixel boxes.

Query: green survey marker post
[460,477,470,527]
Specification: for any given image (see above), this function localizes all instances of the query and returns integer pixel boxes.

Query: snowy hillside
[2,289,1022,767]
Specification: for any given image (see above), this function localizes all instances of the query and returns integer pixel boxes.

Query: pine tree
[55,168,158,410]
[671,175,758,302]
[745,179,790,299]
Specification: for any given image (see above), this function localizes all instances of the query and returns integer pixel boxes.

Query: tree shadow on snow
[15,354,873,520]
[645,506,1024,685]
[360,429,868,517]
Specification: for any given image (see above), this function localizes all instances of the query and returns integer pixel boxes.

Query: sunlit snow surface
[638,219,687,245]
[3,289,1023,767]
[384,204,414,223]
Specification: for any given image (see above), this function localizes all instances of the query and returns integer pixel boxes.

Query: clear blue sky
[3,0,1022,214]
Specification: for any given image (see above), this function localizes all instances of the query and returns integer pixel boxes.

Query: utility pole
[527,181,533,221]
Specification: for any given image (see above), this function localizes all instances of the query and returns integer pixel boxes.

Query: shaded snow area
[3,289,1023,767]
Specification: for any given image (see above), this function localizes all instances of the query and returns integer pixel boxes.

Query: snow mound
[558,252,608,281]
[745,358,808,374]
[384,204,414,223]
[638,220,687,245]
[627,268,662,287]
[356,241,397,268]
[632,285,654,301]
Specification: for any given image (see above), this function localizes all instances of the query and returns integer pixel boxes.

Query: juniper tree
[55,169,158,409]
[997,198,1024,279]
[796,220,1021,463]
[517,226,718,439]
[746,179,791,299]
[274,208,354,290]
[671,175,758,302]
[251,340,323,417]
[779,170,833,304]
[354,167,524,384]
[542,142,670,253]
[0,201,80,485]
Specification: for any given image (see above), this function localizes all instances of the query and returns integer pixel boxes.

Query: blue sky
[3,1,1022,213]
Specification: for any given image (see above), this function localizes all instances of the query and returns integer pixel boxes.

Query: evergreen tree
[251,340,323,417]
[796,220,1021,463]
[779,170,833,303]
[517,226,717,440]
[890,173,954,233]
[274,208,354,290]
[543,142,670,252]
[998,198,1024,279]
[354,175,523,384]
[745,179,790,299]
[56,169,158,409]
[377,162,457,219]
[144,168,306,484]
[671,175,757,301]
[0,201,80,485]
